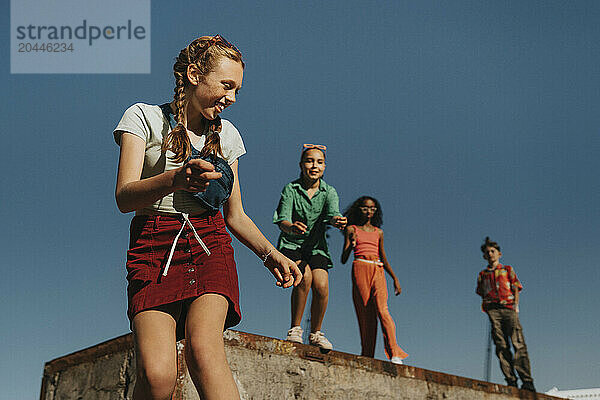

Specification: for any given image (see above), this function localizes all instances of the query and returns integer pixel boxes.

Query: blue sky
[2,1,599,398]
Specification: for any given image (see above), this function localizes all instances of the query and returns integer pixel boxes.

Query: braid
[200,119,223,158]
[161,71,191,163]
[186,42,196,64]
[163,35,243,162]
[174,73,186,124]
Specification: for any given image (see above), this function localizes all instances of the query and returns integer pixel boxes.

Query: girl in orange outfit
[341,196,408,364]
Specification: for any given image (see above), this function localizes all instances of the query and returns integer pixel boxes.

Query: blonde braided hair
[162,36,244,163]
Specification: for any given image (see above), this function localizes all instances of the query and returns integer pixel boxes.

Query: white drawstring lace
[163,213,211,276]
[355,258,384,267]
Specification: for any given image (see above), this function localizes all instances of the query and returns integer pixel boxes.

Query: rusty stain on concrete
[40,330,559,400]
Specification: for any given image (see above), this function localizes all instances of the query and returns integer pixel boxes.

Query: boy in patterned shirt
[476,237,536,392]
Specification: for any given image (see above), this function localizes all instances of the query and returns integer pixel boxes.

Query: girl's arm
[273,184,308,235]
[279,220,308,235]
[341,225,356,264]
[325,187,347,229]
[379,229,401,296]
[223,160,302,288]
[115,133,221,213]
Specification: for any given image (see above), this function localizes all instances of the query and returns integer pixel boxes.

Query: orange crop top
[352,225,380,258]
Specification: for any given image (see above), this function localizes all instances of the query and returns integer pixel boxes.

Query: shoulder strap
[159,103,176,128]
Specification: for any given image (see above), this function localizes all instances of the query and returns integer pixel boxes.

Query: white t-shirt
[114,102,246,214]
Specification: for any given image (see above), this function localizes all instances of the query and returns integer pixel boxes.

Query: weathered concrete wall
[40,330,558,400]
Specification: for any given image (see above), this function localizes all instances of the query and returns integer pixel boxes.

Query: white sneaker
[286,326,303,343]
[391,356,404,365]
[309,331,333,350]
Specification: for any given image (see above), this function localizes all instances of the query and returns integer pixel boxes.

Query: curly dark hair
[480,236,501,253]
[343,196,383,227]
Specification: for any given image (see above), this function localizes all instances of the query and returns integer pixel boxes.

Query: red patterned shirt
[476,264,522,311]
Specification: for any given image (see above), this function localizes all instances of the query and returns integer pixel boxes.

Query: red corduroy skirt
[126,211,240,339]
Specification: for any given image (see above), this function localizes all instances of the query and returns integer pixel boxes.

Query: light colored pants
[487,308,534,385]
[352,257,408,360]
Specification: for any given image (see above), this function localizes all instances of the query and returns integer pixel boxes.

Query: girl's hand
[264,249,303,288]
[173,158,222,192]
[330,215,347,230]
[290,221,308,235]
[393,279,402,296]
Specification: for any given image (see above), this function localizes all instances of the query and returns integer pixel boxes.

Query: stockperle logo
[11,0,150,74]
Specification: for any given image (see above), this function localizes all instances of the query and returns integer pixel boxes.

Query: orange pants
[352,257,408,360]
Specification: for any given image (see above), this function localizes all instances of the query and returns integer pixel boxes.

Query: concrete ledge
[41,330,559,400]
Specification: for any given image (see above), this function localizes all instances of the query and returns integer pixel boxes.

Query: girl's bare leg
[132,307,179,400]
[291,263,312,327]
[185,293,240,400]
[310,269,329,332]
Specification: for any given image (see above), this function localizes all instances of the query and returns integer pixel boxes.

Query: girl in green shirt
[273,144,347,350]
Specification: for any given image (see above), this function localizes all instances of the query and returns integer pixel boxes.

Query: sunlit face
[359,199,377,220]
[188,57,243,120]
[482,246,502,265]
[300,149,326,181]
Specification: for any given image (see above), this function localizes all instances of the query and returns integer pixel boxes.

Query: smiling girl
[113,35,301,400]
[273,144,347,350]
[341,196,408,364]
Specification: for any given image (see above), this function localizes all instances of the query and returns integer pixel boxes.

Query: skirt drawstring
[163,213,211,276]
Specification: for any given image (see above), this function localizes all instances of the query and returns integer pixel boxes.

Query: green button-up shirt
[273,178,342,266]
